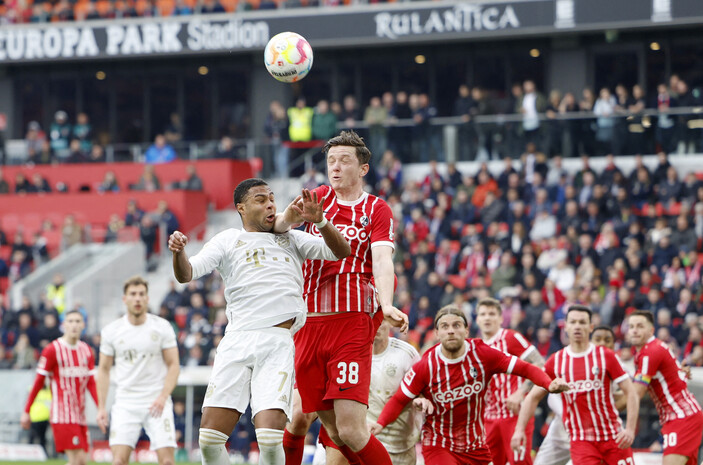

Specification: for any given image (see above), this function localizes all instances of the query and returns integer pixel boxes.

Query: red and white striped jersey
[398,339,520,454]
[544,344,628,442]
[36,339,95,425]
[303,185,394,313]
[484,328,536,419]
[633,336,701,424]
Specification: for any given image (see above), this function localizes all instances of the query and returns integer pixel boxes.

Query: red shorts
[294,312,376,413]
[662,410,703,465]
[485,415,534,465]
[51,423,89,452]
[569,439,632,465]
[422,445,493,465]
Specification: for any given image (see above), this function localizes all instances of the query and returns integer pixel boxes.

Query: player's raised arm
[169,230,192,283]
[292,189,351,259]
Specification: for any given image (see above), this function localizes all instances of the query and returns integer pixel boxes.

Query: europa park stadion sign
[0,0,700,63]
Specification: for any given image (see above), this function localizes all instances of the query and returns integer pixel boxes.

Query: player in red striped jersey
[277,130,408,465]
[512,305,639,465]
[627,310,703,465]
[475,297,545,465]
[370,305,569,465]
[21,310,97,465]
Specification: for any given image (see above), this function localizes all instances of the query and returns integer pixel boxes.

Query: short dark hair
[323,130,372,165]
[63,309,84,320]
[434,304,468,329]
[233,178,268,206]
[591,325,614,339]
[629,310,655,326]
[566,304,592,322]
[476,297,502,315]
[123,275,149,294]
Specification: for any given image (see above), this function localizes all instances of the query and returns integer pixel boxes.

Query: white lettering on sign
[186,19,269,51]
[0,27,99,60]
[375,3,520,40]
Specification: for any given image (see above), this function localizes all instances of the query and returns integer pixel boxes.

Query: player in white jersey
[96,276,181,465]
[168,178,351,465]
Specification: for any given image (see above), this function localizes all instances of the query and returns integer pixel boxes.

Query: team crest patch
[386,364,397,377]
[275,235,290,248]
[205,383,215,398]
[72,435,80,446]
[469,367,478,379]
[151,331,159,341]
[235,240,246,248]
[592,366,601,376]
[360,216,370,227]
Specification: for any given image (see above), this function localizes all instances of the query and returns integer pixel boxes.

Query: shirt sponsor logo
[565,379,603,393]
[59,366,91,377]
[433,382,484,403]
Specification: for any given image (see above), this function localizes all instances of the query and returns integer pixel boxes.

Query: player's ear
[359,163,369,177]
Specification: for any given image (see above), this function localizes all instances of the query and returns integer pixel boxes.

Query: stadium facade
[0,0,702,146]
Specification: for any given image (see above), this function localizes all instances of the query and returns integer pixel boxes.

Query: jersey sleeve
[634,346,661,386]
[159,319,178,350]
[399,357,429,399]
[36,343,56,376]
[481,342,515,375]
[605,348,629,385]
[543,354,556,379]
[369,199,395,250]
[188,230,231,279]
[508,330,537,360]
[99,325,115,357]
[289,230,338,261]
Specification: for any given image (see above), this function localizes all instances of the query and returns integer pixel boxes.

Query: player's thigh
[662,455,691,465]
[251,328,295,422]
[203,332,256,415]
[108,404,144,448]
[200,407,242,436]
[325,321,373,406]
[287,389,318,435]
[64,448,87,465]
[144,397,177,450]
[155,445,175,464]
[389,447,417,465]
[111,445,134,465]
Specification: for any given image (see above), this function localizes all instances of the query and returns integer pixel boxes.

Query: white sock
[199,428,231,465]
[255,428,285,465]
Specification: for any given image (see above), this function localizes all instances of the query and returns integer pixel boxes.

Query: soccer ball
[264,32,313,83]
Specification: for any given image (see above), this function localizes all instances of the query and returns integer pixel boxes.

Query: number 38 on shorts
[336,362,359,385]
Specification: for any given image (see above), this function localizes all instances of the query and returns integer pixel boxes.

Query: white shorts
[109,397,177,450]
[388,447,417,465]
[533,417,571,465]
[203,327,295,420]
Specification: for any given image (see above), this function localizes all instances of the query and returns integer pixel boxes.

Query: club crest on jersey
[469,367,478,379]
[360,216,370,227]
[386,363,397,377]
[275,235,290,248]
[591,366,601,376]
[151,331,159,341]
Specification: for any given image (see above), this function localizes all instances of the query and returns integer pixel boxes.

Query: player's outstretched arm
[371,245,408,332]
[511,385,548,453]
[96,353,113,434]
[273,195,305,233]
[169,231,193,283]
[371,388,414,435]
[614,378,639,449]
[21,374,47,430]
[293,189,351,259]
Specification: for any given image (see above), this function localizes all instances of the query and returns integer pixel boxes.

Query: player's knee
[289,410,315,434]
[199,428,229,464]
[158,456,174,465]
[112,456,129,465]
[336,422,368,449]
[255,428,285,463]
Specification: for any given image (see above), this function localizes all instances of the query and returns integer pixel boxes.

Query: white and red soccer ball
[264,31,313,83]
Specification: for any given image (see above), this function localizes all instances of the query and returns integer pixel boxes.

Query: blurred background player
[371,305,569,465]
[532,325,623,465]
[276,130,408,465]
[168,179,350,465]
[96,276,180,465]
[628,310,703,465]
[475,297,545,465]
[21,309,97,465]
[512,305,639,465]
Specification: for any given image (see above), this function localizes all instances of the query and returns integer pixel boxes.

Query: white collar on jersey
[647,336,656,344]
[484,328,503,345]
[336,191,369,207]
[437,340,469,364]
[565,342,595,358]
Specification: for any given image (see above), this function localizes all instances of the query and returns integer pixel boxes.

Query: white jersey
[100,314,177,404]
[368,338,421,453]
[189,228,337,334]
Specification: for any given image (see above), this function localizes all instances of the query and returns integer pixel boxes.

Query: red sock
[338,445,362,465]
[356,435,392,465]
[282,429,306,465]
